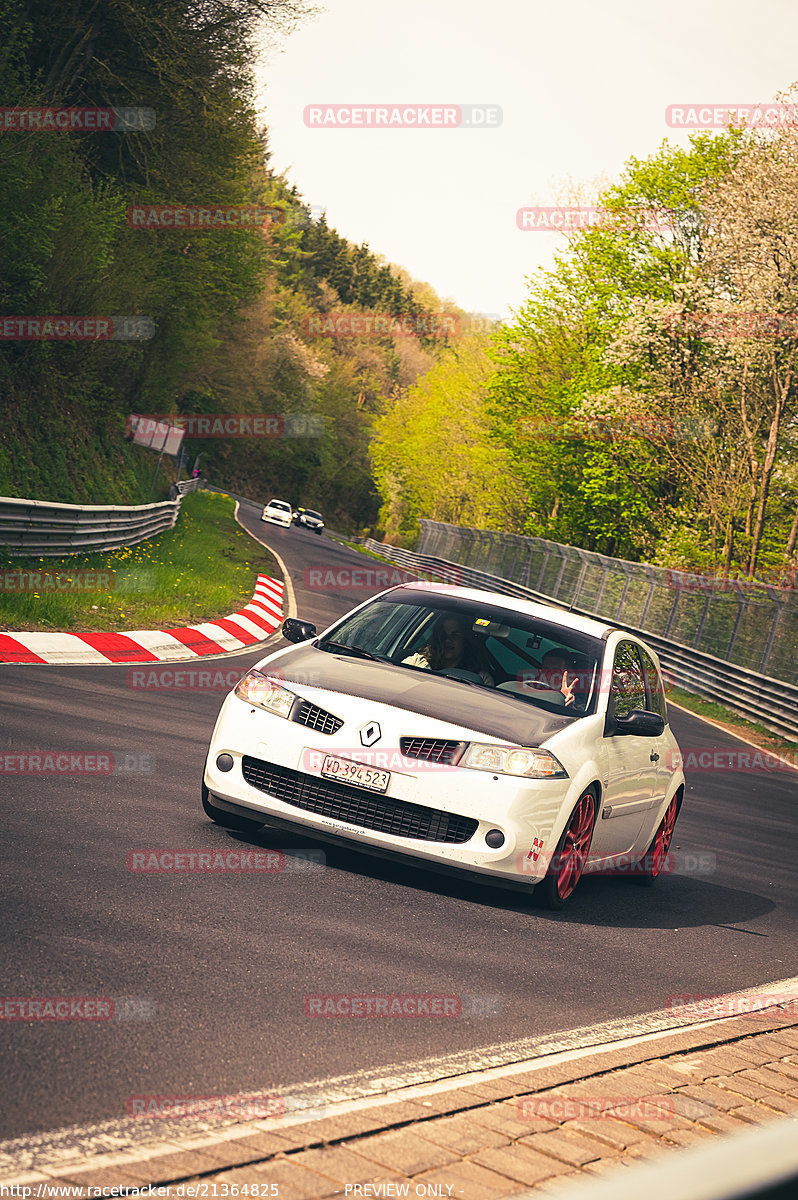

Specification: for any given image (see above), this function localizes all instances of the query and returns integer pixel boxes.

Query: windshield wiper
[317,640,391,663]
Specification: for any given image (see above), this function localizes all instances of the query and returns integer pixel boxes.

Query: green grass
[0,491,280,632]
[667,686,797,759]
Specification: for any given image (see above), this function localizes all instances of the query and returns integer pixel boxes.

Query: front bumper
[204,789,545,896]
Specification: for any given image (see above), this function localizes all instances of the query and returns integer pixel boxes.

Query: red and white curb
[0,574,283,665]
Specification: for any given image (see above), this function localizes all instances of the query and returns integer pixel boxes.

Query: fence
[417,522,797,686]
[361,527,798,740]
[0,495,182,557]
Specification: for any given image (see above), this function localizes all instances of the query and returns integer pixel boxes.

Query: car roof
[393,581,615,639]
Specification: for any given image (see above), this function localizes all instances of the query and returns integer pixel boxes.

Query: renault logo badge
[359,721,381,747]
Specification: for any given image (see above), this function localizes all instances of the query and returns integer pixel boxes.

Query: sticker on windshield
[472,618,511,636]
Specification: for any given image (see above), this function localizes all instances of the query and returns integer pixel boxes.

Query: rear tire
[537,789,597,910]
[202,782,264,832]
[636,793,680,886]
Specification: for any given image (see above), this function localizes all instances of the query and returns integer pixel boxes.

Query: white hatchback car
[202,583,685,909]
[261,499,293,528]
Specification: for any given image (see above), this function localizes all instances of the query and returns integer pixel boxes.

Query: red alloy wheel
[647,794,679,878]
[557,790,596,899]
[538,789,597,910]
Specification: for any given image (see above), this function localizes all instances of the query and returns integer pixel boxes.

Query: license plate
[321,754,390,793]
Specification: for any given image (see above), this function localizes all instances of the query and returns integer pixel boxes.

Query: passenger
[539,649,577,707]
[403,615,494,685]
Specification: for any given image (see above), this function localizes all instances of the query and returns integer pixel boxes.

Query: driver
[403,615,494,685]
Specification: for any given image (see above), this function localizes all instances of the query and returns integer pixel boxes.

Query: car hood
[266,644,576,746]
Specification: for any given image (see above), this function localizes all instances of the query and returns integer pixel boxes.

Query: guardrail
[169,477,203,498]
[0,495,181,557]
[362,537,798,740]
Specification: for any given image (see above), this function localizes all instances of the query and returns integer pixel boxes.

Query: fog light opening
[216,753,234,772]
[485,829,505,849]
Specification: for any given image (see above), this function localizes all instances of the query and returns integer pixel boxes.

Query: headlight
[461,744,568,779]
[234,669,296,718]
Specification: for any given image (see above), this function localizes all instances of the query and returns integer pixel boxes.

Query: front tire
[537,789,597,910]
[202,781,264,832]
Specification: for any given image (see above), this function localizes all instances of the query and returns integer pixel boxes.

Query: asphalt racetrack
[2,504,796,1140]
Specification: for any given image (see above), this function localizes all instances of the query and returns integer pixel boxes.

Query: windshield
[270,501,291,510]
[318,590,605,716]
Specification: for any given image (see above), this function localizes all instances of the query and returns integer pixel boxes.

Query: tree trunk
[747,373,790,573]
[785,501,798,559]
[722,516,735,573]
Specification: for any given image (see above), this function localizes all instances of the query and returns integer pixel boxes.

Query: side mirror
[282,617,317,644]
[613,709,665,738]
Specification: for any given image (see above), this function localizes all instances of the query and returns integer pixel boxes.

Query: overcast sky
[254,0,798,320]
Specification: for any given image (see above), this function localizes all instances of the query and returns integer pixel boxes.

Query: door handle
[650,752,660,762]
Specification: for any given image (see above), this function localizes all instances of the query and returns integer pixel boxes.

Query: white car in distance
[261,499,293,528]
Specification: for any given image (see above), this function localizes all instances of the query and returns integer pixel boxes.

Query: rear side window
[639,646,667,720]
[611,641,647,718]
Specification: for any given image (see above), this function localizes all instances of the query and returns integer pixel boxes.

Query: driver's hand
[561,671,576,707]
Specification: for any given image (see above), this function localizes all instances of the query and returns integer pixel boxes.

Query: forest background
[1,0,796,579]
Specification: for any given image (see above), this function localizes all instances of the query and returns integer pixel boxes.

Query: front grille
[400,737,464,765]
[292,699,343,736]
[241,757,478,844]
